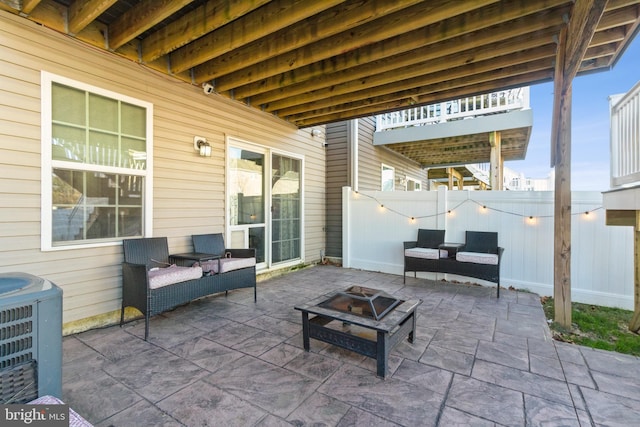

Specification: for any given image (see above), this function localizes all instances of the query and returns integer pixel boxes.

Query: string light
[351,190,603,222]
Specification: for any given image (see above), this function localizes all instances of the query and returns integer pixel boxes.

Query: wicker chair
[403,230,504,297]
[403,229,445,283]
[440,231,504,297]
[121,236,256,339]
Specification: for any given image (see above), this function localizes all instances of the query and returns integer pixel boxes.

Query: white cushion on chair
[148,265,203,289]
[200,257,256,274]
[404,247,448,260]
[456,251,499,265]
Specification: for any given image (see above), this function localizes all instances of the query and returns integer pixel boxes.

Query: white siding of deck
[0,11,325,328]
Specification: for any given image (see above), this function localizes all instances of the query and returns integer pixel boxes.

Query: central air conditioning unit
[0,272,63,403]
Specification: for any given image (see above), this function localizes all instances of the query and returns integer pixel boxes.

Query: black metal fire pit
[317,285,402,320]
[295,286,421,377]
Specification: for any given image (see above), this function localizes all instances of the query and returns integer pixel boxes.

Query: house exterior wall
[324,117,428,258]
[356,117,428,191]
[325,121,349,259]
[0,12,325,329]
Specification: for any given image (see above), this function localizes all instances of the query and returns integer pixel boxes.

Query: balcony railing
[610,80,640,188]
[376,87,530,131]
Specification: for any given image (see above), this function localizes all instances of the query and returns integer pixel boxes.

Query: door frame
[226,136,305,271]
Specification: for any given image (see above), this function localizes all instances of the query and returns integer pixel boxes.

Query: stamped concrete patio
[62,265,640,426]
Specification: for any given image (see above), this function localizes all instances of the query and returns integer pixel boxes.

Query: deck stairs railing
[466,163,520,191]
[610,80,640,188]
[376,87,530,132]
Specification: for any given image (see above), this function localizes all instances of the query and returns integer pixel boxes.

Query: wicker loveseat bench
[404,229,504,297]
[121,234,256,339]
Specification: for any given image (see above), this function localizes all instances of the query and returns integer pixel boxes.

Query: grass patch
[541,297,640,356]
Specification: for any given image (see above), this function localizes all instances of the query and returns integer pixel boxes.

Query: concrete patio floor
[62,265,640,426]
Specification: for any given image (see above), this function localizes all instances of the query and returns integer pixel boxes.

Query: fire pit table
[294,286,421,377]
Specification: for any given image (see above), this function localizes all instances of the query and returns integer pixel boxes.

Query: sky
[508,31,640,191]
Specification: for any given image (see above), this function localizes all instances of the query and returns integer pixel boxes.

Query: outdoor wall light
[194,136,211,157]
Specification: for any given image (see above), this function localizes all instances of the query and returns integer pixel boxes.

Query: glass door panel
[229,147,266,264]
[271,154,301,264]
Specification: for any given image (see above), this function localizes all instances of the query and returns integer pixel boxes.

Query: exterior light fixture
[194,136,211,157]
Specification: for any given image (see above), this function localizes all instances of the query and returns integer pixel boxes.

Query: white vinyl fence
[342,186,635,310]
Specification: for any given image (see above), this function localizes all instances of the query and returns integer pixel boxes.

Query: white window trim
[406,176,421,191]
[40,71,154,251]
[381,163,395,191]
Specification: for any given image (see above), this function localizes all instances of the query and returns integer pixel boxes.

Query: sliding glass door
[228,146,266,266]
[271,154,301,264]
[228,140,303,269]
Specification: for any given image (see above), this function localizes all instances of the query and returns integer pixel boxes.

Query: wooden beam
[447,168,454,190]
[280,52,554,121]
[583,42,619,61]
[553,83,573,328]
[170,0,343,74]
[140,0,270,63]
[108,0,193,51]
[590,27,627,46]
[253,23,561,108]
[194,0,423,85]
[446,167,464,190]
[606,209,637,226]
[564,0,607,82]
[21,0,66,32]
[550,0,606,329]
[21,0,40,14]
[267,40,556,115]
[552,23,572,328]
[68,0,116,34]
[597,5,640,31]
[234,1,570,100]
[292,69,553,127]
[490,131,502,190]
[200,0,501,86]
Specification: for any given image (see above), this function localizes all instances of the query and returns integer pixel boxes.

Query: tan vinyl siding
[357,117,428,191]
[325,121,349,258]
[0,11,325,326]
[324,118,429,258]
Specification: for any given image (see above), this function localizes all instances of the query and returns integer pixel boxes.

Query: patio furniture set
[120,233,257,340]
[118,229,503,379]
[403,229,504,297]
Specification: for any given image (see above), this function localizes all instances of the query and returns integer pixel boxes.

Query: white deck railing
[376,87,530,131]
[610,80,640,188]
[466,163,526,191]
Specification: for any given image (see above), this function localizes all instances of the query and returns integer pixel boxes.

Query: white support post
[342,186,352,268]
